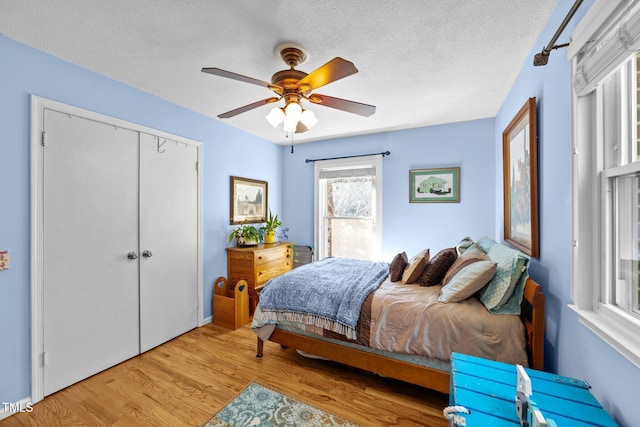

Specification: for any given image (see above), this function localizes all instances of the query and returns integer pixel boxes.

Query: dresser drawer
[256,259,292,284]
[255,245,290,265]
[228,251,254,263]
[226,242,293,313]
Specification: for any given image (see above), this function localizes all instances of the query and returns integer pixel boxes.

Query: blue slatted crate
[449,353,617,426]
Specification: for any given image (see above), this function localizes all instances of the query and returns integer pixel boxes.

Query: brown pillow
[401,249,430,284]
[389,251,408,282]
[443,248,490,285]
[418,247,457,286]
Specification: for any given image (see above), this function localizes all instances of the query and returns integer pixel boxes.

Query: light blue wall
[3,1,638,424]
[282,119,496,261]
[283,1,639,425]
[495,1,638,425]
[0,36,281,404]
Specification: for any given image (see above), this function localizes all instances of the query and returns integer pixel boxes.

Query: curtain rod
[533,0,583,66]
[305,151,390,163]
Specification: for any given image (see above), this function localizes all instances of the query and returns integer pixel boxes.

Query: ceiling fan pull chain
[288,131,294,154]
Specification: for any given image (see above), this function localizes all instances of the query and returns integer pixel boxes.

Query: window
[314,156,382,261]
[570,0,640,367]
[611,173,640,314]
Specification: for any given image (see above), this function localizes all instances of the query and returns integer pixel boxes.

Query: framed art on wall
[409,167,460,203]
[230,176,268,224]
[502,97,538,257]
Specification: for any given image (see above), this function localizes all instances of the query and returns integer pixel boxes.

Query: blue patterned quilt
[257,257,389,340]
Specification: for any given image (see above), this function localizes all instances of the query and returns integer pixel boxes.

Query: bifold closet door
[42,110,140,396]
[138,134,198,352]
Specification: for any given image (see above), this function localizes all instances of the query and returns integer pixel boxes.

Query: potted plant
[260,209,282,244]
[228,225,260,247]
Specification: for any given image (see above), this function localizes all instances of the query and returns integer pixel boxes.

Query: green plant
[228,225,260,245]
[260,209,282,233]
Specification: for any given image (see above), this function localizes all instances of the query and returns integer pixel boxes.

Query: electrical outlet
[0,250,9,271]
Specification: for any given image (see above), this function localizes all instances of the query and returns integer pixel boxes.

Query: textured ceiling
[0,0,558,144]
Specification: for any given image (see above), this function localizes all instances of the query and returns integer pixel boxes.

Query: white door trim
[30,95,204,403]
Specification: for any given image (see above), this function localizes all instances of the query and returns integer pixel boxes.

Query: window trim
[314,155,383,261]
[570,0,640,368]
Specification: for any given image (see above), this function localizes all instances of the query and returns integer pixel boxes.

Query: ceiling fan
[201,43,376,133]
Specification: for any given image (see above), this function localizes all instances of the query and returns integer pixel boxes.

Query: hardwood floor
[1,323,449,426]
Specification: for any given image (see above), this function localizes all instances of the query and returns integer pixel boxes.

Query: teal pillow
[476,236,497,254]
[479,243,529,310]
[490,270,529,315]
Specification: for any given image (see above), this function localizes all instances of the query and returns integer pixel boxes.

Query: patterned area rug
[204,382,359,426]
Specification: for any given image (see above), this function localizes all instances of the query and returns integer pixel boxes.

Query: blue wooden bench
[449,352,617,426]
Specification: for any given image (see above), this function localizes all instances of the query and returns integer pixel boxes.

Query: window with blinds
[570,0,640,367]
[314,156,382,261]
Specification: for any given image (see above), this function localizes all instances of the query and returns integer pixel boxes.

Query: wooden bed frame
[256,277,545,394]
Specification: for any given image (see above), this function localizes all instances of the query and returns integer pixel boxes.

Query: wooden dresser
[226,242,293,313]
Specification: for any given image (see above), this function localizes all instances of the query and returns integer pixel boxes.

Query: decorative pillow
[455,236,475,256]
[417,247,457,286]
[442,247,490,285]
[476,236,497,254]
[479,243,529,311]
[489,270,529,315]
[439,260,497,303]
[401,249,430,284]
[389,251,408,282]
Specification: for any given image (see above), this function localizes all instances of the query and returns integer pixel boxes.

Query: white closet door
[139,134,198,352]
[42,110,140,395]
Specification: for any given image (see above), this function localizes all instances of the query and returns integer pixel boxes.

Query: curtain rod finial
[533,51,550,66]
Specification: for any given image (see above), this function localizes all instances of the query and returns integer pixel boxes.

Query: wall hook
[156,136,167,153]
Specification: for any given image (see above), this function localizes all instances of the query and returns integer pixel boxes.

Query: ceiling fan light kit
[201,42,375,135]
[266,103,318,132]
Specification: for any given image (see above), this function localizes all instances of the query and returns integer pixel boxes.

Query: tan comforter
[370,280,528,365]
[253,278,529,366]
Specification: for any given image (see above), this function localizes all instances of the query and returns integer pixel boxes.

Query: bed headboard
[520,278,545,370]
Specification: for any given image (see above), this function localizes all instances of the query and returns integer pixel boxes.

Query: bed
[252,238,545,394]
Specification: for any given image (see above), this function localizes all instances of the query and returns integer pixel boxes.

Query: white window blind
[573,0,640,96]
[318,166,376,180]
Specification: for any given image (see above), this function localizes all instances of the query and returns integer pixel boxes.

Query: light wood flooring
[1,323,449,426]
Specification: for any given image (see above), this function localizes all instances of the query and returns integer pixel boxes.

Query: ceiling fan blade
[296,57,358,92]
[218,97,279,119]
[308,94,376,117]
[202,67,273,88]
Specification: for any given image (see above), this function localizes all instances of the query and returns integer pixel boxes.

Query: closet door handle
[127,251,138,260]
[142,250,153,258]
